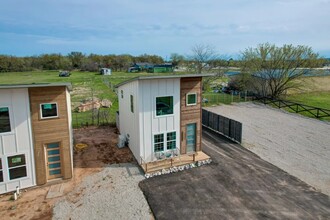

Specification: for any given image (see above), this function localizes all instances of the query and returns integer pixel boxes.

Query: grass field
[0,71,130,126]
[0,70,184,127]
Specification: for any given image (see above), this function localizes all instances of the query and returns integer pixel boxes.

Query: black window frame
[7,154,27,180]
[0,106,11,133]
[40,103,58,119]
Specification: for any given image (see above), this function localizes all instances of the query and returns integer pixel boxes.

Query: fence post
[245,90,247,102]
[231,91,233,103]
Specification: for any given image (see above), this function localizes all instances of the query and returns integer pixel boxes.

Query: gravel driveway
[53,163,151,220]
[205,102,330,196]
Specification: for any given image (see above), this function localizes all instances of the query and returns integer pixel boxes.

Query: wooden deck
[141,151,210,174]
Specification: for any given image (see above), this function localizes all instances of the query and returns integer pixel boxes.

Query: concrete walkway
[139,129,330,220]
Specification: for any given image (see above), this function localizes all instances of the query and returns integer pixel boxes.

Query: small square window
[156,96,173,116]
[186,93,197,106]
[0,107,11,133]
[41,103,58,119]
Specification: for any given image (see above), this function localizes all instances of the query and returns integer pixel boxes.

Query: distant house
[147,63,173,73]
[128,63,154,72]
[0,83,73,194]
[100,68,111,75]
[115,74,212,171]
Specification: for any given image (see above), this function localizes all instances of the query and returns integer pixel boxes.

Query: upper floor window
[0,107,11,133]
[186,93,197,106]
[156,96,173,116]
[40,103,58,119]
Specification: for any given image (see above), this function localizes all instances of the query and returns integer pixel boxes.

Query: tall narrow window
[40,103,58,119]
[8,154,27,180]
[0,107,11,133]
[167,132,176,150]
[156,96,173,116]
[0,158,3,182]
[154,134,164,152]
[130,95,134,113]
[186,93,197,106]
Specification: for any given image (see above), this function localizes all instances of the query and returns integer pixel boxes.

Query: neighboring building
[147,63,173,73]
[100,68,112,75]
[115,74,212,165]
[0,83,73,194]
[128,63,153,72]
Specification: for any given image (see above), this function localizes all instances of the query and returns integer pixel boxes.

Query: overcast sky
[1,0,329,58]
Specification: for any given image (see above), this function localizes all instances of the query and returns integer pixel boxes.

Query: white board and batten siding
[118,80,140,161]
[0,89,36,194]
[139,79,180,162]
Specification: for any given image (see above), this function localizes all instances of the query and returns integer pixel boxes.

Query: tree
[241,43,322,98]
[189,44,219,73]
[68,51,85,69]
[170,53,185,67]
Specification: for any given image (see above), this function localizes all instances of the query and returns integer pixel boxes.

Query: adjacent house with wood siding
[115,74,211,173]
[0,83,73,194]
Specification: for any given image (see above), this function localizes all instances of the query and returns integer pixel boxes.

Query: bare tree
[189,44,219,74]
[241,43,322,98]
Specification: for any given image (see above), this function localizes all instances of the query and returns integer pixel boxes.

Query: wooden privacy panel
[180,77,202,154]
[29,86,72,185]
[202,109,242,144]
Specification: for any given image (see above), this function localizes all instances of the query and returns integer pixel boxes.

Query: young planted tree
[241,43,322,98]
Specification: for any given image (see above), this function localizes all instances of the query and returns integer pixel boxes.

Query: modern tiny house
[116,74,211,165]
[0,83,73,194]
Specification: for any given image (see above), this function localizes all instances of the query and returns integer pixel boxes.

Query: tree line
[0,52,165,72]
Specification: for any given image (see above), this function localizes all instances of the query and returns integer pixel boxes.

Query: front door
[186,123,196,153]
[45,142,62,180]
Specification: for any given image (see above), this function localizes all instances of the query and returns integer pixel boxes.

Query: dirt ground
[0,126,134,220]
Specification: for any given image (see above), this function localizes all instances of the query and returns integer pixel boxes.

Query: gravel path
[205,102,330,196]
[53,163,151,220]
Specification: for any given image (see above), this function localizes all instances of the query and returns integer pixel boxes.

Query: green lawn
[0,70,188,127]
[285,92,330,110]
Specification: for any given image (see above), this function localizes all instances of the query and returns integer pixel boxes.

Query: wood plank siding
[29,86,72,185]
[180,77,202,154]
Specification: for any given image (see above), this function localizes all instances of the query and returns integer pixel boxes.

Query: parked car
[59,71,71,77]
[202,98,209,103]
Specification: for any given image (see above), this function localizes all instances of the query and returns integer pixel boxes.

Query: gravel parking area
[53,163,151,220]
[205,102,330,196]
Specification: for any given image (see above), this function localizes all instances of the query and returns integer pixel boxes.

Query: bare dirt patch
[0,126,134,220]
[205,102,330,196]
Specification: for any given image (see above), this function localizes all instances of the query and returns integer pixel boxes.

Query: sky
[1,0,330,59]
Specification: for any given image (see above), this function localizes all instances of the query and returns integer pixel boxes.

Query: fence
[202,109,242,143]
[202,91,254,106]
[72,108,114,129]
[254,96,330,119]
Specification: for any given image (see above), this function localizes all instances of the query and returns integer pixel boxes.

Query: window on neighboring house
[130,95,134,113]
[0,158,3,182]
[154,134,164,152]
[121,90,123,99]
[156,96,173,116]
[186,93,197,106]
[8,154,27,180]
[167,132,176,150]
[0,107,11,133]
[40,103,58,119]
